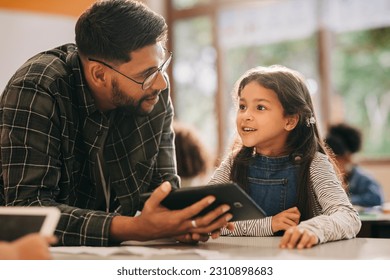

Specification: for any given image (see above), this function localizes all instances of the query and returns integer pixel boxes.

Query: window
[172,16,218,153]
[167,0,390,161]
[332,28,390,158]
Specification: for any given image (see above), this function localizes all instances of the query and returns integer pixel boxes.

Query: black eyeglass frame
[88,49,173,90]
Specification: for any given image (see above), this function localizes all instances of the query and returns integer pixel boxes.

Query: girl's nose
[244,111,254,120]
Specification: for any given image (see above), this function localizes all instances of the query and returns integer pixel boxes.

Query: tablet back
[141,183,267,221]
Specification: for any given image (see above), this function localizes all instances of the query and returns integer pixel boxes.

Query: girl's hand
[279,227,319,249]
[271,207,300,232]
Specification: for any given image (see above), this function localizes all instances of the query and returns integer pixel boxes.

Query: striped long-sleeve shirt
[209,152,361,244]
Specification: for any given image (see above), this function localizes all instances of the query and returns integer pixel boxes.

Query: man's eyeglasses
[88,50,172,90]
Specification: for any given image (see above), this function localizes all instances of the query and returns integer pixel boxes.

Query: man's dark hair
[75,0,167,63]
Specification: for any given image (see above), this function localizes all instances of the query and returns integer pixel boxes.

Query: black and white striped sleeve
[297,152,361,243]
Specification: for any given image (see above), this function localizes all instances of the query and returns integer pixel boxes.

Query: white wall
[0,9,76,91]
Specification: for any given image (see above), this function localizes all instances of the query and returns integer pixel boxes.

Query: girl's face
[236,81,297,156]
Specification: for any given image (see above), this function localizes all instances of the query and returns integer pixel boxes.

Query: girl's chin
[242,143,256,149]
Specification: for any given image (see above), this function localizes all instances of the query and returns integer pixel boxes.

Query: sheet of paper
[50,246,230,259]
[121,238,179,246]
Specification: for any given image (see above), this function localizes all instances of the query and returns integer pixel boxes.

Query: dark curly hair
[173,122,212,179]
[325,123,362,156]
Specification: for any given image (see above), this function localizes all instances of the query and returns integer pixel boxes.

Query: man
[0,0,232,246]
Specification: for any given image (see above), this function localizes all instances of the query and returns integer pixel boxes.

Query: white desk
[51,237,390,260]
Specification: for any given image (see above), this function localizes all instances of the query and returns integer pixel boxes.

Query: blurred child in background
[325,123,384,207]
[174,121,213,187]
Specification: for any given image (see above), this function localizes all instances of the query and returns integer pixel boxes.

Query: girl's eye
[239,104,246,110]
[257,105,265,111]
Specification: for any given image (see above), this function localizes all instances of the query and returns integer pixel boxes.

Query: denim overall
[248,154,300,217]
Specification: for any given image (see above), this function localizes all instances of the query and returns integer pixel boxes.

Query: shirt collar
[66,45,100,117]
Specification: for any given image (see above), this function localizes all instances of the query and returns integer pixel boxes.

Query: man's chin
[118,105,153,117]
[136,108,153,116]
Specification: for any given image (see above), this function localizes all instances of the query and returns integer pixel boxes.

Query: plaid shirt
[0,44,179,246]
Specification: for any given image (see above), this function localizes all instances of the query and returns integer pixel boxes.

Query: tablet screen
[0,207,60,242]
[0,215,45,241]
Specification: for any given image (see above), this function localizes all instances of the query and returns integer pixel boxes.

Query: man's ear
[285,114,299,131]
[88,62,108,87]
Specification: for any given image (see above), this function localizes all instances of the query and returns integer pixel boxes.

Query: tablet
[0,207,61,242]
[140,183,267,221]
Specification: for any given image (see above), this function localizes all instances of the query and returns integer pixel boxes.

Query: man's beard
[111,79,159,116]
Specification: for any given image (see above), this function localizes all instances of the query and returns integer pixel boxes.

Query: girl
[209,65,361,249]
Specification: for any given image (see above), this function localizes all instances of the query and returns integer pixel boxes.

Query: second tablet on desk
[0,206,60,242]
[140,183,266,221]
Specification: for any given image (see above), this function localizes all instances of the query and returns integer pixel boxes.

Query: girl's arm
[208,154,233,185]
[297,152,361,243]
[221,206,300,236]
[221,218,273,236]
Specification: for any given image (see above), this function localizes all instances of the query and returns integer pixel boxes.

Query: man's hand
[271,206,300,233]
[175,222,235,244]
[110,181,233,243]
[279,226,319,249]
[174,233,210,244]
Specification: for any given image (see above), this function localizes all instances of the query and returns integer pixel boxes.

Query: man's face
[111,76,161,116]
[103,44,169,116]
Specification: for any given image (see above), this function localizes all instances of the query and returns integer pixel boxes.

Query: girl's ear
[285,114,299,131]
